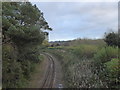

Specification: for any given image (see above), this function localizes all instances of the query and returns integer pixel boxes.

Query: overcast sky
[32,2,118,41]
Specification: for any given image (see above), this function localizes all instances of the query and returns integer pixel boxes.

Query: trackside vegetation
[2,2,51,88]
[2,2,119,89]
[48,38,119,88]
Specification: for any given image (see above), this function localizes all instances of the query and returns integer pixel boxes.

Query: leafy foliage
[2,2,51,88]
[48,48,105,88]
[48,43,119,88]
[104,32,120,48]
[104,58,120,88]
[94,46,118,65]
[2,44,25,88]
[93,46,119,88]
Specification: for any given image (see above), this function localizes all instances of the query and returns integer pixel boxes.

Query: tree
[2,2,52,46]
[104,32,119,48]
[2,2,52,88]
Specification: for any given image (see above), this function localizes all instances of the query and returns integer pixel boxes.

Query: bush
[93,46,118,66]
[2,44,25,88]
[104,32,119,48]
[93,46,118,74]
[48,47,105,88]
[2,2,51,88]
[104,58,120,88]
[93,46,119,88]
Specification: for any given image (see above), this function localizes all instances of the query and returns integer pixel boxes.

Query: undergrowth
[47,45,119,88]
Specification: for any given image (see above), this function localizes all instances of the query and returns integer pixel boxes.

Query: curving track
[41,53,55,88]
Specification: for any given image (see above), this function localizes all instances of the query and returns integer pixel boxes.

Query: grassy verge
[27,55,45,88]
[46,45,119,88]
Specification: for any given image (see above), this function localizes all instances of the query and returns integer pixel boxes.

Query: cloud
[32,2,118,41]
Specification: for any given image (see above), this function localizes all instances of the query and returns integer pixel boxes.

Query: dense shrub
[104,32,120,48]
[93,46,119,88]
[104,58,120,88]
[48,45,119,88]
[93,46,118,68]
[2,2,51,88]
[2,44,26,88]
[48,46,106,88]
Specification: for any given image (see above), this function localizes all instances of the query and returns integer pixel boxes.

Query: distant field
[49,39,106,47]
[69,39,106,46]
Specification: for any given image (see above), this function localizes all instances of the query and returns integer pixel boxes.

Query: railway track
[41,53,55,88]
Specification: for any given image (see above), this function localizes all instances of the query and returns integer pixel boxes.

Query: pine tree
[2,2,52,88]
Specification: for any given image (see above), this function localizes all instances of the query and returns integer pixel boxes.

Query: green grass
[66,44,99,58]
[48,46,63,49]
[93,46,118,66]
[104,58,120,88]
[69,39,106,47]
[47,44,119,88]
[105,58,119,74]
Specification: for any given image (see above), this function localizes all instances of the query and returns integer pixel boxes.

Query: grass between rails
[46,44,119,88]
